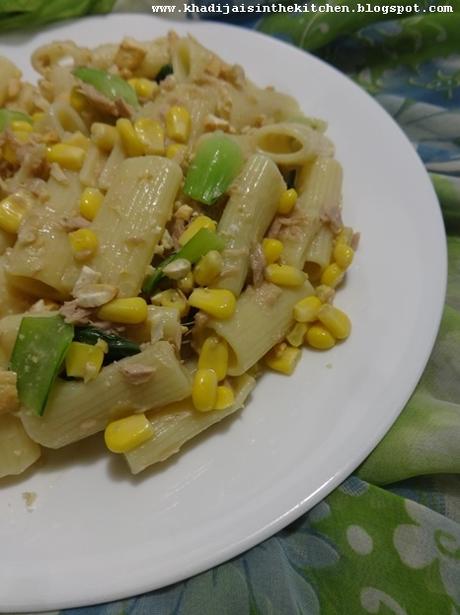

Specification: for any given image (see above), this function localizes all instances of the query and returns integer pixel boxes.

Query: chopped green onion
[9,316,74,416]
[0,109,32,132]
[143,228,225,295]
[73,67,139,109]
[155,64,173,83]
[183,134,244,205]
[74,326,141,364]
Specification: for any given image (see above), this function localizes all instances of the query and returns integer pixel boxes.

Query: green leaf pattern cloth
[1,1,459,612]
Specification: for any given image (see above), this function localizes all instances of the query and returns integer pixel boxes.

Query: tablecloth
[1,1,459,613]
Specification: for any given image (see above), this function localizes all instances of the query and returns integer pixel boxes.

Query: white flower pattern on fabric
[393,500,460,606]
[360,587,408,615]
[346,525,374,555]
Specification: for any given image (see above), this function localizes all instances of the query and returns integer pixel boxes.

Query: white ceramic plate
[0,14,446,612]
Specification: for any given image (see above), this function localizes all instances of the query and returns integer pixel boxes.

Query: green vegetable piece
[183,135,244,205]
[74,326,140,364]
[10,316,74,416]
[0,109,32,132]
[73,67,139,109]
[155,64,173,83]
[143,228,225,295]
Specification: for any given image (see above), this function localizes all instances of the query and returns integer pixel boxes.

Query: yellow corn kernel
[32,112,45,124]
[188,288,236,320]
[317,304,351,340]
[70,87,88,112]
[116,118,144,157]
[134,117,165,155]
[10,120,33,133]
[11,130,30,144]
[214,385,235,410]
[68,228,99,260]
[262,238,283,264]
[265,343,301,375]
[79,187,104,221]
[306,324,336,350]
[46,143,86,171]
[91,122,118,151]
[278,188,298,215]
[192,368,218,412]
[177,271,194,295]
[104,413,154,453]
[151,288,189,318]
[333,243,354,270]
[2,143,17,164]
[286,322,309,347]
[198,335,228,381]
[293,295,322,323]
[128,77,158,99]
[0,195,27,234]
[194,250,223,286]
[265,264,305,287]
[179,215,216,246]
[97,297,148,324]
[336,226,353,246]
[320,263,345,288]
[166,105,191,143]
[65,341,104,382]
[166,143,187,160]
[63,131,90,152]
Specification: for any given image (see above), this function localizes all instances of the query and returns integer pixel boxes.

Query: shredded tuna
[268,208,309,240]
[59,215,90,232]
[28,299,58,313]
[72,266,101,293]
[174,204,194,221]
[220,64,246,88]
[76,83,133,118]
[50,162,68,184]
[119,363,155,385]
[73,283,118,308]
[351,232,360,251]
[320,203,343,234]
[203,113,235,134]
[114,38,146,72]
[170,217,186,250]
[59,300,92,325]
[0,370,19,414]
[26,178,49,203]
[256,283,282,307]
[249,244,266,287]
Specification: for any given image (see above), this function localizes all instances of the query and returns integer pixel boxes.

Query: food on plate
[0,33,357,477]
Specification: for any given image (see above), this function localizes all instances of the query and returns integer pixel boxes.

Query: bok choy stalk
[183,134,244,205]
[74,326,141,364]
[9,316,74,416]
[73,67,139,109]
[142,228,225,295]
[0,109,32,131]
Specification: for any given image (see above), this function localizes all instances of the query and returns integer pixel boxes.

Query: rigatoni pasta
[0,33,357,479]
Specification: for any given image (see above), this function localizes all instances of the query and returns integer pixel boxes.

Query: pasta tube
[0,414,41,479]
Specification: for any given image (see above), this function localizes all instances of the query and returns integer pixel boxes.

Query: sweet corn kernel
[194,250,223,286]
[179,215,216,246]
[306,324,336,350]
[320,263,344,288]
[151,288,189,318]
[116,118,144,157]
[11,130,30,144]
[192,368,218,412]
[128,77,158,99]
[278,188,297,214]
[333,243,354,270]
[166,105,191,143]
[70,87,88,112]
[214,385,235,410]
[2,143,17,164]
[10,120,33,133]
[286,322,309,347]
[134,118,165,155]
[198,335,228,381]
[47,143,86,171]
[63,131,90,151]
[104,413,154,453]
[32,112,45,124]
[293,295,322,323]
[91,122,118,151]
[97,297,148,324]
[336,226,353,246]
[262,238,283,264]
[177,271,194,294]
[188,288,236,319]
[0,195,27,234]
[265,264,305,287]
[317,304,351,340]
[68,228,99,260]
[79,187,104,221]
[166,143,187,160]
[65,341,104,382]
[265,343,301,375]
